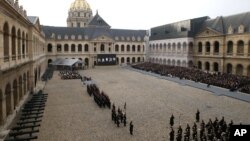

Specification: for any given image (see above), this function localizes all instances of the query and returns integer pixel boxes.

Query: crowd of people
[59,71,82,80]
[169,111,234,141]
[86,84,111,108]
[132,62,250,94]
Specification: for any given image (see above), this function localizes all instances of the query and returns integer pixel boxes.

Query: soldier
[112,103,116,111]
[177,126,182,141]
[170,127,175,141]
[130,121,134,135]
[124,102,126,110]
[196,109,200,122]
[123,113,127,127]
[117,116,120,127]
[178,125,183,135]
[170,114,174,127]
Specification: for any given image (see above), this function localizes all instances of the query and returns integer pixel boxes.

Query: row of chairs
[4,90,48,141]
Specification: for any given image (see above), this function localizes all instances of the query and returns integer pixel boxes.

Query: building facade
[194,12,250,76]
[0,0,47,128]
[44,1,147,68]
[149,13,250,77]
[148,17,208,67]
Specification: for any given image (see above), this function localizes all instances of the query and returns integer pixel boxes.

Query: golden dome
[70,0,91,11]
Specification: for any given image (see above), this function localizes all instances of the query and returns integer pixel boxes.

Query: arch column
[0,95,7,125]
[0,29,3,64]
[232,66,237,75]
[13,84,19,109]
[210,63,214,72]
[18,81,23,100]
[243,66,248,76]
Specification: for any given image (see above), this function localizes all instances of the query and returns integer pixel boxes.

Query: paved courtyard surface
[37,66,250,141]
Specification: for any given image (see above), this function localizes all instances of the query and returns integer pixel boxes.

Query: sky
[20,0,250,30]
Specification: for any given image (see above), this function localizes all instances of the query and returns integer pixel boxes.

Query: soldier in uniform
[170,127,175,141]
[196,109,200,122]
[123,113,127,127]
[117,118,120,127]
[170,114,174,127]
[130,121,134,135]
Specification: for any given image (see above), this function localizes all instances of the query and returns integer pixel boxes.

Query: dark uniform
[170,114,174,127]
[196,110,200,122]
[170,127,175,141]
[130,121,134,135]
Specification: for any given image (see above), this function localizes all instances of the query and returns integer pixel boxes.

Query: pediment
[34,19,41,32]
[92,35,114,42]
[196,27,223,37]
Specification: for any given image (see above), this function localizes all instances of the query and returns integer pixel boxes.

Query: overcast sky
[21,0,250,30]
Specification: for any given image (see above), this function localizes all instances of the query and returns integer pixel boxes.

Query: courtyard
[37,66,250,141]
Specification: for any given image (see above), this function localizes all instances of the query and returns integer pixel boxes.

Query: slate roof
[41,26,146,41]
[88,12,111,28]
[198,11,250,34]
[150,16,209,41]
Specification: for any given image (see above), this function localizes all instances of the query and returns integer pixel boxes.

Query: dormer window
[121,36,125,41]
[132,36,135,41]
[84,35,89,40]
[238,25,245,33]
[57,35,61,39]
[78,35,82,40]
[115,36,119,41]
[137,37,141,42]
[71,35,75,40]
[228,25,234,34]
[65,35,68,39]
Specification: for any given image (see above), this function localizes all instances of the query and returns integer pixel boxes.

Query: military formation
[82,75,238,140]
[169,110,234,141]
[86,84,111,108]
[84,78,134,135]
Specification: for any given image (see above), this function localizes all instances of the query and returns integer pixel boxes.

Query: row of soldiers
[111,103,134,135]
[169,111,234,141]
[86,84,111,108]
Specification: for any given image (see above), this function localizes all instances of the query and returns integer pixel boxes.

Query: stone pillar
[244,42,248,57]
[243,66,248,76]
[0,28,3,65]
[210,63,214,72]
[232,66,237,75]
[0,95,7,125]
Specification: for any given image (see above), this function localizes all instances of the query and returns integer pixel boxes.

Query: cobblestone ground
[37,66,250,141]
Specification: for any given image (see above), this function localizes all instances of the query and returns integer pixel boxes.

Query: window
[115,45,119,52]
[121,45,125,52]
[84,44,89,52]
[198,42,202,53]
[205,42,210,53]
[100,44,105,52]
[71,44,76,52]
[214,41,219,53]
[57,44,62,52]
[137,45,141,52]
[47,44,52,52]
[127,45,130,52]
[132,45,136,52]
[77,22,81,27]
[237,40,244,55]
[64,44,69,52]
[78,44,82,52]
[227,41,233,54]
